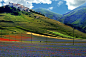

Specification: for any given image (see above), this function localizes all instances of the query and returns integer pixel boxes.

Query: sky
[0,0,86,14]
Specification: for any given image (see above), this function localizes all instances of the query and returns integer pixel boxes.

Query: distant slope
[61,3,86,33]
[34,8,62,21]
[0,5,86,39]
[34,7,86,33]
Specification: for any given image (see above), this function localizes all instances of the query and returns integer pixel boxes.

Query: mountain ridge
[34,3,86,33]
[62,2,86,33]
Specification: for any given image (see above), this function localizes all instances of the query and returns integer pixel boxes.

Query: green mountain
[34,3,86,33]
[0,5,86,39]
[62,3,86,33]
[34,8,62,21]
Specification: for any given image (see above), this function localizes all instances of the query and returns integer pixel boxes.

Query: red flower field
[0,34,32,42]
[0,38,19,41]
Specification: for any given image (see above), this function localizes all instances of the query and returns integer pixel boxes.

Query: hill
[0,5,86,39]
[34,8,62,21]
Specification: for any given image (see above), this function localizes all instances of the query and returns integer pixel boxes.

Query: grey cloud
[71,1,86,6]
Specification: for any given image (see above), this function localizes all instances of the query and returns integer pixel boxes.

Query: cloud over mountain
[64,0,86,10]
[48,7,53,10]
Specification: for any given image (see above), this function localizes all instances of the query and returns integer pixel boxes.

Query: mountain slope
[34,4,86,33]
[0,6,86,39]
[34,8,62,21]
[61,3,86,33]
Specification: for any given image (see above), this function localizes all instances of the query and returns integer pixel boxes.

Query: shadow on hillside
[0,15,5,16]
[0,20,14,23]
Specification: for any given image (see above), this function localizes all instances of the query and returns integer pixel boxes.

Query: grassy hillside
[34,8,62,21]
[0,6,86,39]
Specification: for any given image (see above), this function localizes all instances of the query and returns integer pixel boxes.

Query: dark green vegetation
[0,5,21,15]
[0,6,86,39]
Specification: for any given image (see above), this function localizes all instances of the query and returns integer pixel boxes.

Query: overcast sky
[0,0,86,14]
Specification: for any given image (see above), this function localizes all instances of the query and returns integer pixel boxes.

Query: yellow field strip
[26,32,86,41]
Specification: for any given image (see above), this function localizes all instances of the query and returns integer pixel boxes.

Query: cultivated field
[0,42,86,57]
[0,33,86,57]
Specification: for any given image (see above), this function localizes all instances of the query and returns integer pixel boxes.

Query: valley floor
[0,32,86,57]
[0,42,86,57]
